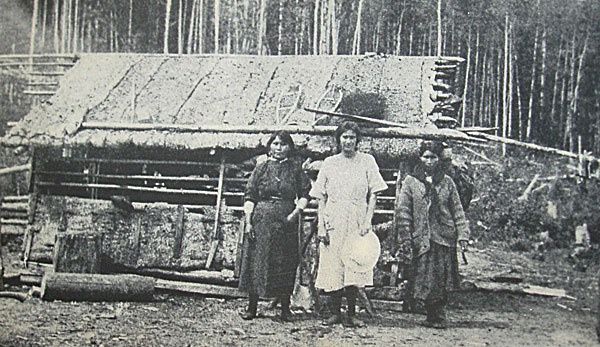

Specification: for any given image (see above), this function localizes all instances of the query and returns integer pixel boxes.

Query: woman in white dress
[310,121,388,327]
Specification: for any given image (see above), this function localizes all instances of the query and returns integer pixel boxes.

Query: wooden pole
[469,131,600,163]
[29,0,40,65]
[80,121,483,142]
[205,157,226,269]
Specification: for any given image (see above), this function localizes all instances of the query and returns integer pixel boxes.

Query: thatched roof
[3,54,464,157]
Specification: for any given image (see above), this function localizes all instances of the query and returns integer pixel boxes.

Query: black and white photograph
[0,0,599,345]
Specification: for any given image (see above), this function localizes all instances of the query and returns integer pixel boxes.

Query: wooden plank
[0,164,29,176]
[155,279,245,299]
[3,196,29,202]
[305,107,409,128]
[172,205,185,259]
[35,170,249,183]
[370,299,405,313]
[0,219,28,225]
[1,202,28,211]
[205,158,226,269]
[23,90,56,96]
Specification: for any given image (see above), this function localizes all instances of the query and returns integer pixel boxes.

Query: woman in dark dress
[239,131,310,322]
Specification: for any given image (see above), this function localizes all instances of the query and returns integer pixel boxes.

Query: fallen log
[0,291,28,302]
[41,273,155,302]
[370,299,405,313]
[467,281,576,300]
[137,268,238,287]
[155,279,245,299]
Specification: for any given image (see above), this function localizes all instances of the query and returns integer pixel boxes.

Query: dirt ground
[1,242,599,347]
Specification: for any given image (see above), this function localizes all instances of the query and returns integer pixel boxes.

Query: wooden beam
[205,157,226,269]
[304,107,409,128]
[36,181,244,197]
[469,132,600,163]
[80,121,484,142]
[0,164,29,176]
[155,278,245,298]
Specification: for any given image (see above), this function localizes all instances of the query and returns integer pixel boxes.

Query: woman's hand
[359,219,373,236]
[244,222,255,241]
[317,233,330,246]
[285,208,301,224]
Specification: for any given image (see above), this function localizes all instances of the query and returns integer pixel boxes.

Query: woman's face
[420,150,439,173]
[269,136,290,160]
[339,130,358,154]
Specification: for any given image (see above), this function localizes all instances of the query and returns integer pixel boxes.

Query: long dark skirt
[238,200,299,298]
[409,241,460,304]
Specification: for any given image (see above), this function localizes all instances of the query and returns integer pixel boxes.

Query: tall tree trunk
[198,0,204,53]
[568,31,589,152]
[408,24,413,55]
[461,26,471,127]
[502,14,509,152]
[258,0,267,54]
[29,0,39,57]
[214,0,220,53]
[394,1,405,55]
[60,0,67,53]
[41,0,47,51]
[313,0,319,54]
[495,47,501,134]
[550,36,562,126]
[538,28,547,127]
[187,0,197,53]
[329,0,338,55]
[558,39,569,143]
[164,0,172,53]
[508,28,513,138]
[66,0,72,52]
[178,0,183,54]
[564,31,577,150]
[478,47,488,126]
[128,0,134,50]
[436,0,442,56]
[53,0,59,53]
[515,57,523,140]
[526,27,539,141]
[72,0,79,53]
[277,0,283,54]
[352,0,363,55]
[472,27,480,125]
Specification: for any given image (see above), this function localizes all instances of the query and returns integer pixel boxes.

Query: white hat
[342,231,381,273]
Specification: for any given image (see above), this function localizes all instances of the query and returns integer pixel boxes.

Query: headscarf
[410,141,445,222]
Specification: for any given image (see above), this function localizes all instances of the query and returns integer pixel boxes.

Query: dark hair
[418,140,444,157]
[266,130,295,153]
[334,121,362,152]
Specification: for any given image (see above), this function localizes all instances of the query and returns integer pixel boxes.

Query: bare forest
[0,0,598,153]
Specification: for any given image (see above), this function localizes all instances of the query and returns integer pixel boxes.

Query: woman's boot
[280,295,292,322]
[322,290,343,326]
[344,286,365,327]
[241,294,258,320]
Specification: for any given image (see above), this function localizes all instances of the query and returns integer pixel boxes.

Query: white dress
[309,152,388,292]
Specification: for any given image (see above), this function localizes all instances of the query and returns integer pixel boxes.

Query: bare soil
[1,242,598,347]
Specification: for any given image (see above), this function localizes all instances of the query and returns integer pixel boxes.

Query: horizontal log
[137,268,238,287]
[0,54,77,59]
[28,71,65,76]
[80,122,484,142]
[0,164,29,176]
[155,279,246,299]
[469,132,600,163]
[0,291,28,302]
[23,90,55,96]
[20,273,43,286]
[0,62,74,67]
[305,107,409,128]
[41,273,155,302]
[1,202,28,211]
[0,219,28,225]
[0,211,28,219]
[36,181,245,197]
[35,171,248,183]
[3,196,29,202]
